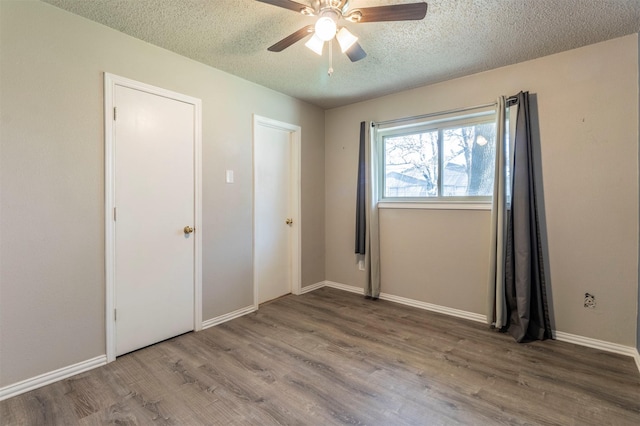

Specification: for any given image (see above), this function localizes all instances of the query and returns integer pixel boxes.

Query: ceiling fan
[257,0,428,72]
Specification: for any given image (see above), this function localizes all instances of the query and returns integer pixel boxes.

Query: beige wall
[326,35,639,347]
[0,1,325,387]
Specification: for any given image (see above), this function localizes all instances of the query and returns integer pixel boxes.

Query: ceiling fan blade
[268,25,314,52]
[345,42,367,62]
[255,0,313,14]
[352,2,427,23]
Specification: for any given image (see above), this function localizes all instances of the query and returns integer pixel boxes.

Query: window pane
[384,131,438,197]
[442,122,496,196]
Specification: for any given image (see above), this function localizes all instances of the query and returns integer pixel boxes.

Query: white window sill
[378,201,491,211]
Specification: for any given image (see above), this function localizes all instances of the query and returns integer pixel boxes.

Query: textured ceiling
[42,0,640,109]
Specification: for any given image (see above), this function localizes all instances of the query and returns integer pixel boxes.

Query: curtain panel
[488,92,552,342]
[487,96,509,329]
[355,121,381,299]
[355,122,367,255]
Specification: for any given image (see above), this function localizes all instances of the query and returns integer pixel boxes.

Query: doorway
[104,73,202,361]
[253,115,301,306]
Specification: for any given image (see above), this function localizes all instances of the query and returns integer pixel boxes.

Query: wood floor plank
[2,287,639,425]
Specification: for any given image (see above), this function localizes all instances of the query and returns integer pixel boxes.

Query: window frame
[376,110,496,209]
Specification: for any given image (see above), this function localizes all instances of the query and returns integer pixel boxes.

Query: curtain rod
[372,95,519,127]
[372,101,497,127]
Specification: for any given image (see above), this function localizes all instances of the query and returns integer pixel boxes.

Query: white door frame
[252,115,301,309]
[104,73,202,362]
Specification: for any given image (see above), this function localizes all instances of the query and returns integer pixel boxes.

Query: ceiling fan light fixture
[305,34,325,55]
[315,16,337,41]
[336,27,358,53]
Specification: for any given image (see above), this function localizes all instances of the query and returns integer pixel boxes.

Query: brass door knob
[184,226,194,234]
[285,218,293,225]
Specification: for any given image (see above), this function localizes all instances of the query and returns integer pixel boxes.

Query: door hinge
[114,309,117,321]
[113,107,117,121]
[113,207,117,221]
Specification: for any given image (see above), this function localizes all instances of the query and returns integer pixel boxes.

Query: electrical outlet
[584,293,596,309]
[358,259,365,271]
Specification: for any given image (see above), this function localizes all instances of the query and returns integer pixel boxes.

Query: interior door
[254,123,294,304]
[114,84,195,356]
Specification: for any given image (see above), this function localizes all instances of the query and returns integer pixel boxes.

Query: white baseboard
[324,280,364,294]
[0,355,107,402]
[323,280,486,323]
[202,305,257,329]
[379,292,488,324]
[553,331,640,359]
[299,281,327,294]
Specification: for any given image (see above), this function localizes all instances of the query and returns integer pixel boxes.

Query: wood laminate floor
[2,287,639,425]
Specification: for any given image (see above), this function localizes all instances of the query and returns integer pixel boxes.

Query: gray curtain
[489,92,552,342]
[355,122,366,255]
[504,91,551,341]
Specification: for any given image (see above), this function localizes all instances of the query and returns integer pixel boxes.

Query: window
[379,112,497,202]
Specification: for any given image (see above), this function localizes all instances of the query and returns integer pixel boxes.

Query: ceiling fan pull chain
[328,41,334,76]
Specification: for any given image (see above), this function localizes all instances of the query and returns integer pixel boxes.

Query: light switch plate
[225,170,234,183]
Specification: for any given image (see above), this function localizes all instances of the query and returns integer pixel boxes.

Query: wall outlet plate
[584,293,596,308]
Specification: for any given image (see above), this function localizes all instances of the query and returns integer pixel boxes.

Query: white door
[254,117,300,304]
[114,84,195,356]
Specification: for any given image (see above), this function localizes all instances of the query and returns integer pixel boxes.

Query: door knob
[184,226,194,234]
[285,218,293,225]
